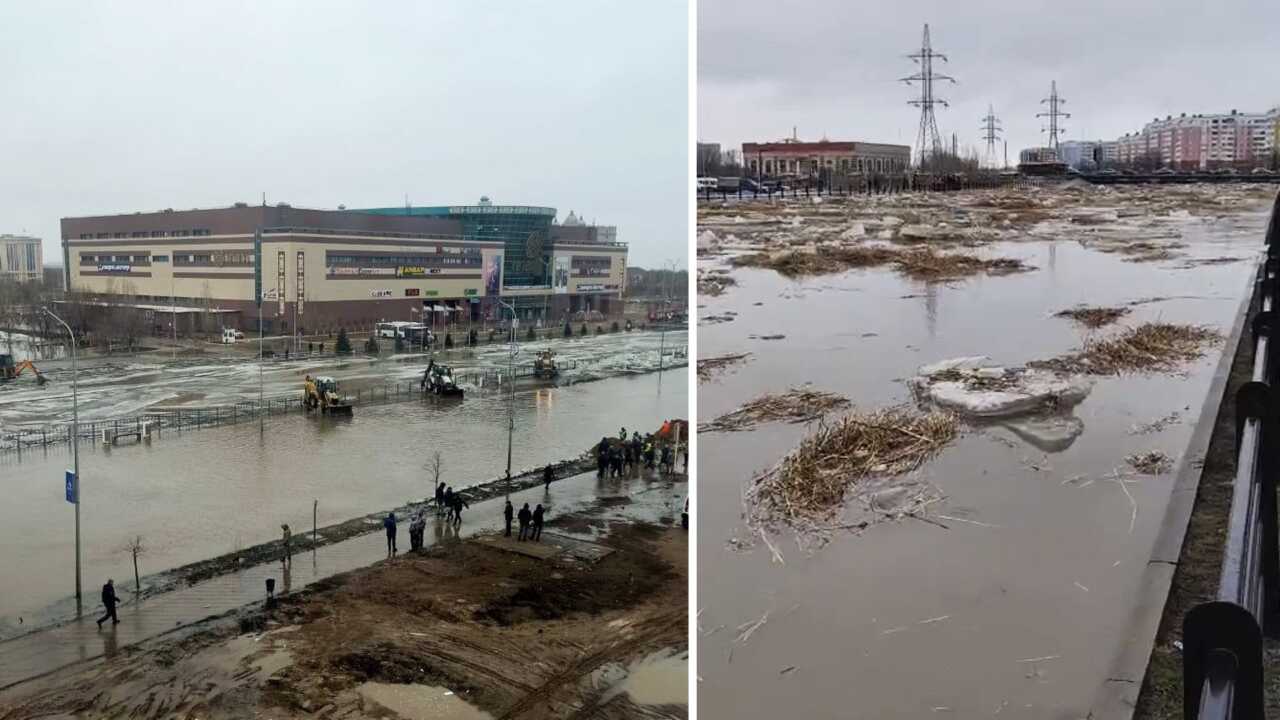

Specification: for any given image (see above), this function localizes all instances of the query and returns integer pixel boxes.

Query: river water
[696,191,1269,719]
[0,329,687,635]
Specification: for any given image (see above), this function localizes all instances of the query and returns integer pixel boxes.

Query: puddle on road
[593,647,689,707]
[357,682,493,720]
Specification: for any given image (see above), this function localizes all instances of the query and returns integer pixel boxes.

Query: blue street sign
[65,470,77,504]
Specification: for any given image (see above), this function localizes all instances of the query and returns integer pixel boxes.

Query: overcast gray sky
[0,0,688,268]
[700,0,1279,164]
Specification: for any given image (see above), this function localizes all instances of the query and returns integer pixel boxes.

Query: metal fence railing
[1183,191,1280,719]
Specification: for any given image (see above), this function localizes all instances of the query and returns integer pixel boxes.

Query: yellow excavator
[0,354,47,385]
[303,375,353,415]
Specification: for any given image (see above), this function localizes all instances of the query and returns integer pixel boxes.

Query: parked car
[1252,167,1273,175]
[697,177,717,190]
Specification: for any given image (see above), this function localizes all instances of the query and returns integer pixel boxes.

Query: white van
[221,328,245,344]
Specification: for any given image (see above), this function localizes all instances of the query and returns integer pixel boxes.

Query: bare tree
[122,535,146,594]
[429,451,443,497]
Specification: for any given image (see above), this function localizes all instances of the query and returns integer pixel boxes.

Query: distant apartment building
[1109,108,1280,170]
[0,234,42,282]
[742,138,911,177]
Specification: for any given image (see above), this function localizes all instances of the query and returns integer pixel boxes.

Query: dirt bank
[0,519,687,720]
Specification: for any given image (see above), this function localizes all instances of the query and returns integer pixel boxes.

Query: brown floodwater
[697,200,1268,718]
[0,333,687,635]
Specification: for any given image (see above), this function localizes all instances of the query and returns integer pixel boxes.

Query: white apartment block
[0,234,42,283]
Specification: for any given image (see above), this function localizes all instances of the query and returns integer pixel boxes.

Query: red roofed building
[742,139,911,177]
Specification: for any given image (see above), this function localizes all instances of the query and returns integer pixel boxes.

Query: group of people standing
[504,500,546,541]
[433,482,470,525]
[596,427,676,478]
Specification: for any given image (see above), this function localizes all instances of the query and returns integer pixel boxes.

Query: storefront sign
[577,283,605,292]
[405,288,420,297]
[331,266,395,276]
[370,289,393,298]
[96,264,131,272]
[464,288,479,296]
[296,251,305,316]
[398,266,425,277]
[423,290,439,297]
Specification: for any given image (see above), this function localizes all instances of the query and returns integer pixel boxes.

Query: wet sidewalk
[0,468,686,691]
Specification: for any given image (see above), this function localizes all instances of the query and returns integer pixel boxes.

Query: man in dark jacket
[543,464,555,491]
[531,504,546,541]
[517,503,532,541]
[450,493,469,527]
[443,487,455,521]
[383,512,397,555]
[435,482,446,516]
[503,500,514,537]
[97,579,120,628]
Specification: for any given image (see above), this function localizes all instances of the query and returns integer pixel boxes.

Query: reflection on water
[0,371,686,630]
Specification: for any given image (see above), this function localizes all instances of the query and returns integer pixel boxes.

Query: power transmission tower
[1037,80,1070,153]
[901,23,955,168]
[980,104,1003,169]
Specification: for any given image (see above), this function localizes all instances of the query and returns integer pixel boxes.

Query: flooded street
[696,186,1271,718]
[0,329,686,635]
[0,328,685,425]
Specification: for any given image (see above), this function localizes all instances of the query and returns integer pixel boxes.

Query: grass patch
[1127,450,1173,475]
[698,270,737,297]
[893,248,1032,281]
[697,352,751,382]
[732,246,898,277]
[733,245,1032,281]
[747,407,958,525]
[699,388,850,433]
[1054,305,1131,329]
[1036,322,1221,375]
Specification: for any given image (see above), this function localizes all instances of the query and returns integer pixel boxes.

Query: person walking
[443,486,455,522]
[96,579,120,629]
[450,493,469,527]
[517,503,532,541]
[543,464,555,492]
[281,523,292,566]
[383,512,398,555]
[435,482,446,516]
[503,500,514,537]
[531,504,545,541]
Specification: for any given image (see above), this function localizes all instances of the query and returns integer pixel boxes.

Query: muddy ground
[0,520,687,720]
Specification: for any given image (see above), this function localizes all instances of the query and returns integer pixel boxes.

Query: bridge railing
[1183,191,1280,719]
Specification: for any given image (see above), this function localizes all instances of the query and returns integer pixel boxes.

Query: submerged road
[0,467,687,691]
[0,349,687,636]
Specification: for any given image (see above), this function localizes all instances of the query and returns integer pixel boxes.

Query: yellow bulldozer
[303,375,353,416]
[0,354,47,385]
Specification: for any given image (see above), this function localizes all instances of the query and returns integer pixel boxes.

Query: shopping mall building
[60,199,626,335]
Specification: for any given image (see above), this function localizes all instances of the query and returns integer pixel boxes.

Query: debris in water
[750,334,786,340]
[731,244,1032,281]
[746,406,957,527]
[780,665,797,675]
[1053,305,1130,329]
[1034,323,1221,375]
[699,387,850,433]
[698,269,737,297]
[1178,256,1244,268]
[697,353,751,382]
[1126,450,1173,475]
[1128,411,1182,435]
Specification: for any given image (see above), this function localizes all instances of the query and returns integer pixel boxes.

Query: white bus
[376,321,416,339]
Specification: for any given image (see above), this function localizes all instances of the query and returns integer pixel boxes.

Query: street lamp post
[44,307,82,612]
[498,298,517,497]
